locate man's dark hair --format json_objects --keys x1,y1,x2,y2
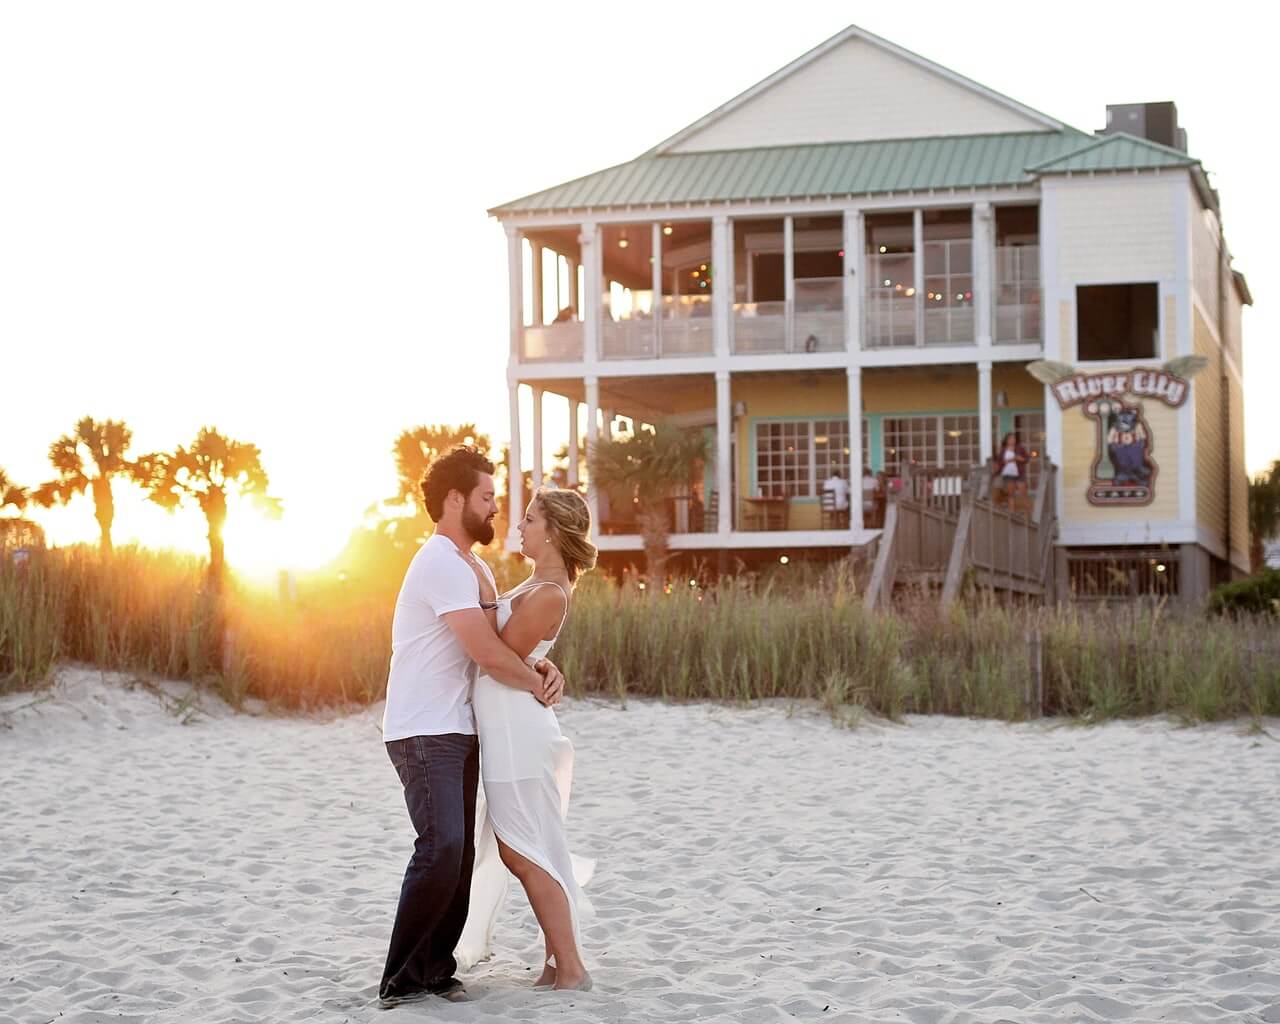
[{"x1": 421, "y1": 446, "x2": 496, "y2": 522}]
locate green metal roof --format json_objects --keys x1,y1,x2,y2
[
  {"x1": 1026, "y1": 131, "x2": 1196, "y2": 174},
  {"x1": 489, "y1": 129, "x2": 1212, "y2": 217}
]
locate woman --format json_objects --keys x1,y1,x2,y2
[
  {"x1": 993, "y1": 432, "x2": 1029, "y2": 514},
  {"x1": 455, "y1": 488, "x2": 597, "y2": 991}
]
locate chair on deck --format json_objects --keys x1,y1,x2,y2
[
  {"x1": 820, "y1": 490, "x2": 849, "y2": 529},
  {"x1": 702, "y1": 490, "x2": 719, "y2": 532}
]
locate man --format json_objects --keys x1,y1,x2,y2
[
  {"x1": 821, "y1": 469, "x2": 850, "y2": 527},
  {"x1": 378, "y1": 446, "x2": 565, "y2": 1008}
]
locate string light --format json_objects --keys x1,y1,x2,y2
[
  {"x1": 879, "y1": 245, "x2": 887, "y2": 253},
  {"x1": 779, "y1": 555, "x2": 790, "y2": 565},
  {"x1": 662, "y1": 224, "x2": 673, "y2": 235}
]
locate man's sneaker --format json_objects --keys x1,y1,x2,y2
[
  {"x1": 428, "y1": 978, "x2": 471, "y2": 1003},
  {"x1": 376, "y1": 989, "x2": 431, "y2": 1010}
]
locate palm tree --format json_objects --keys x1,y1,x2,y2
[
  {"x1": 392, "y1": 424, "x2": 492, "y2": 507},
  {"x1": 589, "y1": 422, "x2": 707, "y2": 583},
  {"x1": 0, "y1": 468, "x2": 46, "y2": 550},
  {"x1": 0, "y1": 466, "x2": 28, "y2": 516},
  {"x1": 33, "y1": 417, "x2": 140, "y2": 553},
  {"x1": 141, "y1": 427, "x2": 281, "y2": 581},
  {"x1": 1248, "y1": 458, "x2": 1280, "y2": 571}
]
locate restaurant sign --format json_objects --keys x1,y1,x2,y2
[{"x1": 1027, "y1": 358, "x2": 1207, "y2": 508}]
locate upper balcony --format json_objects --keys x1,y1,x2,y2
[{"x1": 513, "y1": 204, "x2": 1042, "y2": 365}]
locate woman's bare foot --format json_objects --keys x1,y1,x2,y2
[
  {"x1": 552, "y1": 968, "x2": 592, "y2": 992},
  {"x1": 533, "y1": 962, "x2": 556, "y2": 987}
]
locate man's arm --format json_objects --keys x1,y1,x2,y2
[{"x1": 442, "y1": 608, "x2": 558, "y2": 703}]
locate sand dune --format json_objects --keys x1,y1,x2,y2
[{"x1": 1, "y1": 667, "x2": 1277, "y2": 1023}]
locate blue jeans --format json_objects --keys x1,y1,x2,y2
[{"x1": 379, "y1": 733, "x2": 479, "y2": 999}]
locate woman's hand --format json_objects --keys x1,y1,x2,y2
[
  {"x1": 457, "y1": 551, "x2": 499, "y2": 628},
  {"x1": 532, "y1": 658, "x2": 566, "y2": 706}
]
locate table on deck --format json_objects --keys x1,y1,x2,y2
[{"x1": 741, "y1": 496, "x2": 789, "y2": 531}]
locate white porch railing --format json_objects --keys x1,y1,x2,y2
[
  {"x1": 521, "y1": 321, "x2": 583, "y2": 362},
  {"x1": 602, "y1": 317, "x2": 657, "y2": 359},
  {"x1": 658, "y1": 296, "x2": 714, "y2": 356},
  {"x1": 995, "y1": 244, "x2": 1041, "y2": 344},
  {"x1": 732, "y1": 278, "x2": 845, "y2": 355}
]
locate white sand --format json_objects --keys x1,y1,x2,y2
[{"x1": 1, "y1": 668, "x2": 1278, "y2": 1024}]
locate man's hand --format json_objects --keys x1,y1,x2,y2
[{"x1": 533, "y1": 658, "x2": 566, "y2": 707}]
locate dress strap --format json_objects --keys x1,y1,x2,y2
[{"x1": 510, "y1": 580, "x2": 570, "y2": 638}]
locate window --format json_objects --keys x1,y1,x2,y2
[
  {"x1": 755, "y1": 421, "x2": 811, "y2": 497},
  {"x1": 941, "y1": 415, "x2": 981, "y2": 468},
  {"x1": 923, "y1": 209, "x2": 974, "y2": 344},
  {"x1": 1077, "y1": 283, "x2": 1158, "y2": 361},
  {"x1": 1013, "y1": 412, "x2": 1047, "y2": 490},
  {"x1": 884, "y1": 414, "x2": 982, "y2": 473},
  {"x1": 882, "y1": 416, "x2": 937, "y2": 473},
  {"x1": 755, "y1": 418, "x2": 867, "y2": 496},
  {"x1": 865, "y1": 213, "x2": 916, "y2": 348},
  {"x1": 813, "y1": 419, "x2": 850, "y2": 483}
]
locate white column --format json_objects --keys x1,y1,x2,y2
[
  {"x1": 973, "y1": 202, "x2": 994, "y2": 347},
  {"x1": 978, "y1": 359, "x2": 994, "y2": 463},
  {"x1": 567, "y1": 257, "x2": 579, "y2": 316},
  {"x1": 912, "y1": 208, "x2": 924, "y2": 347},
  {"x1": 783, "y1": 215, "x2": 795, "y2": 351},
  {"x1": 712, "y1": 215, "x2": 731, "y2": 356},
  {"x1": 843, "y1": 211, "x2": 861, "y2": 353},
  {"x1": 507, "y1": 379, "x2": 523, "y2": 550},
  {"x1": 567, "y1": 400, "x2": 580, "y2": 486},
  {"x1": 531, "y1": 386, "x2": 544, "y2": 491},
  {"x1": 716, "y1": 370, "x2": 732, "y2": 535},
  {"x1": 584, "y1": 376, "x2": 600, "y2": 526},
  {"x1": 506, "y1": 226, "x2": 524, "y2": 361},
  {"x1": 652, "y1": 222, "x2": 663, "y2": 357},
  {"x1": 579, "y1": 224, "x2": 600, "y2": 365},
  {"x1": 531, "y1": 244, "x2": 544, "y2": 326},
  {"x1": 847, "y1": 367, "x2": 864, "y2": 531}
]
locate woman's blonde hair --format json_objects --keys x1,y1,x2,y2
[{"x1": 534, "y1": 487, "x2": 597, "y2": 584}]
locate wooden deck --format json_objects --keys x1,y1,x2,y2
[{"x1": 865, "y1": 462, "x2": 1059, "y2": 609}]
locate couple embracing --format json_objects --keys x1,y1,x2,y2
[{"x1": 377, "y1": 446, "x2": 596, "y2": 1007}]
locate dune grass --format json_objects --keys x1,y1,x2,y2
[{"x1": 3, "y1": 546, "x2": 1278, "y2": 724}]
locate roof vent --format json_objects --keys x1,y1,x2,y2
[{"x1": 1100, "y1": 101, "x2": 1187, "y2": 152}]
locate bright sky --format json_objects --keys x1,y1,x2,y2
[{"x1": 2, "y1": 1, "x2": 1273, "y2": 573}]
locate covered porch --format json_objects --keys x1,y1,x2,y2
[{"x1": 505, "y1": 370, "x2": 878, "y2": 556}]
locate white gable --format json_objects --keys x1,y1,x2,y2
[{"x1": 666, "y1": 34, "x2": 1054, "y2": 154}]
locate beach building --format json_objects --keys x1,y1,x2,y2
[{"x1": 490, "y1": 24, "x2": 1251, "y2": 603}]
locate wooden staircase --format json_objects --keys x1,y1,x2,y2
[{"x1": 864, "y1": 461, "x2": 1059, "y2": 610}]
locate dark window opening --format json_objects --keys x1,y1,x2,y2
[
  {"x1": 752, "y1": 252, "x2": 784, "y2": 302},
  {"x1": 794, "y1": 249, "x2": 842, "y2": 279},
  {"x1": 1077, "y1": 283, "x2": 1158, "y2": 361},
  {"x1": 996, "y1": 205, "x2": 1039, "y2": 245}
]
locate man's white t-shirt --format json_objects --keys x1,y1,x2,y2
[
  {"x1": 822, "y1": 475, "x2": 850, "y2": 511},
  {"x1": 381, "y1": 534, "x2": 497, "y2": 742}
]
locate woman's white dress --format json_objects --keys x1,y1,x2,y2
[{"x1": 455, "y1": 581, "x2": 593, "y2": 969}]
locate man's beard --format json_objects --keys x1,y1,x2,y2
[{"x1": 462, "y1": 506, "x2": 495, "y2": 546}]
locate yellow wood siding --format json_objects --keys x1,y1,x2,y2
[
  {"x1": 1228, "y1": 372, "x2": 1249, "y2": 571},
  {"x1": 993, "y1": 363, "x2": 1044, "y2": 407},
  {"x1": 1193, "y1": 307, "x2": 1226, "y2": 542}
]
